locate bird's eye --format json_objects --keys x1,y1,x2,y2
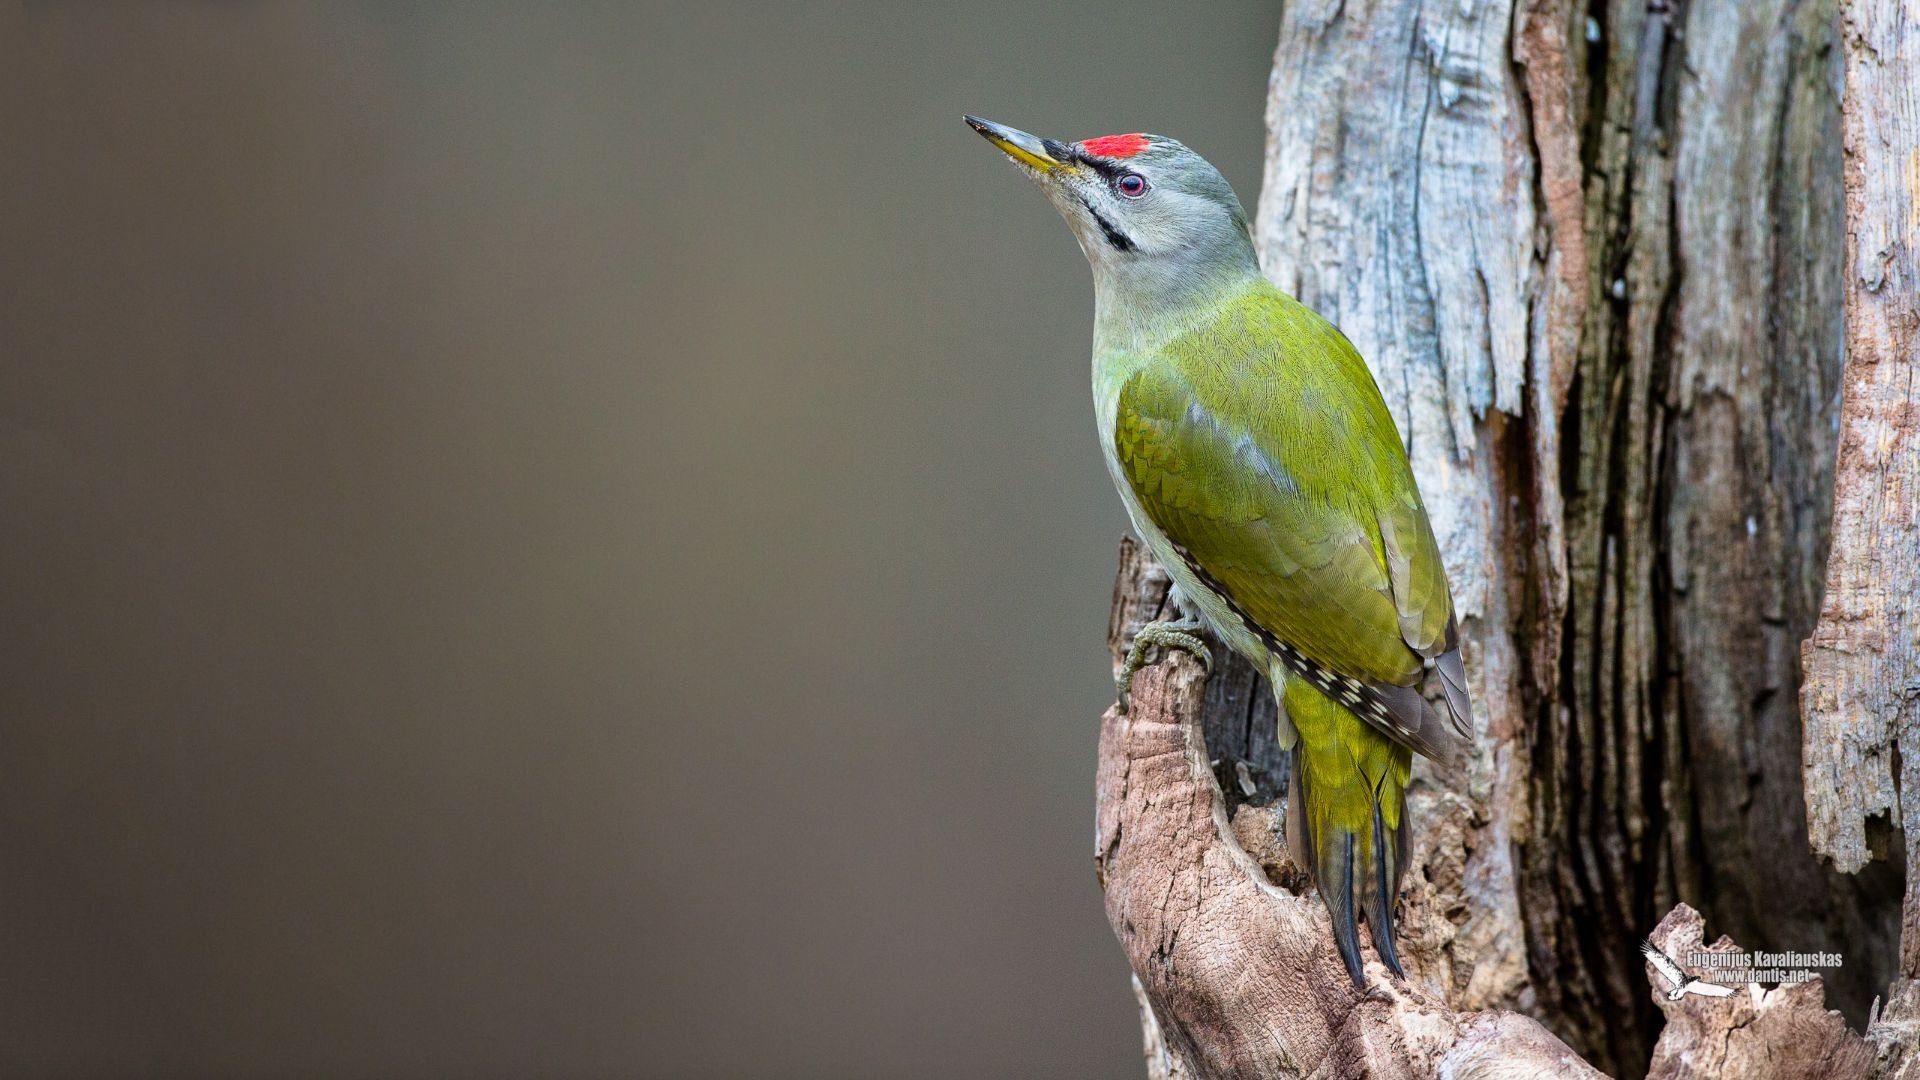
[{"x1": 1117, "y1": 173, "x2": 1148, "y2": 198}]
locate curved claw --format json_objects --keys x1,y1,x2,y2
[{"x1": 1116, "y1": 620, "x2": 1213, "y2": 714}]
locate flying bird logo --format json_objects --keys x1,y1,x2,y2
[{"x1": 1640, "y1": 939, "x2": 1736, "y2": 1001}]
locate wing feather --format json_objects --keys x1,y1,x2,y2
[
  {"x1": 1684, "y1": 981, "x2": 1736, "y2": 998},
  {"x1": 1641, "y1": 940, "x2": 1686, "y2": 987},
  {"x1": 1111, "y1": 290, "x2": 1472, "y2": 760}
]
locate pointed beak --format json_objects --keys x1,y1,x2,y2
[{"x1": 964, "y1": 115, "x2": 1064, "y2": 173}]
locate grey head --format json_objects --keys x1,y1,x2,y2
[{"x1": 964, "y1": 115, "x2": 1260, "y2": 300}]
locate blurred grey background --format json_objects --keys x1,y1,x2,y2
[{"x1": 0, "y1": 4, "x2": 1276, "y2": 1077}]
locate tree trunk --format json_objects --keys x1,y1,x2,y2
[{"x1": 1097, "y1": 0, "x2": 1920, "y2": 1075}]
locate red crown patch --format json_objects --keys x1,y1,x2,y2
[{"x1": 1078, "y1": 133, "x2": 1150, "y2": 159}]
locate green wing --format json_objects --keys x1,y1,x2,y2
[{"x1": 1113, "y1": 286, "x2": 1470, "y2": 759}]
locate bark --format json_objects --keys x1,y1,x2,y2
[
  {"x1": 1801, "y1": 0, "x2": 1920, "y2": 947},
  {"x1": 1799, "y1": 0, "x2": 1920, "y2": 1069},
  {"x1": 1094, "y1": 0, "x2": 1920, "y2": 1074},
  {"x1": 1103, "y1": 546, "x2": 1598, "y2": 1078},
  {"x1": 1104, "y1": 540, "x2": 1881, "y2": 1077},
  {"x1": 1639, "y1": 904, "x2": 1874, "y2": 1079},
  {"x1": 1536, "y1": 0, "x2": 1902, "y2": 1063}
]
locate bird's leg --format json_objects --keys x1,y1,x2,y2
[{"x1": 1116, "y1": 603, "x2": 1212, "y2": 715}]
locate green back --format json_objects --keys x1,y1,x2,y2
[{"x1": 1112, "y1": 283, "x2": 1454, "y2": 690}]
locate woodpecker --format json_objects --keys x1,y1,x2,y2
[{"x1": 967, "y1": 116, "x2": 1473, "y2": 986}]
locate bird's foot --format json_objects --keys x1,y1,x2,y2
[{"x1": 1116, "y1": 617, "x2": 1211, "y2": 714}]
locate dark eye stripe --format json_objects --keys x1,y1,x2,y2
[
  {"x1": 1067, "y1": 145, "x2": 1128, "y2": 181},
  {"x1": 1076, "y1": 194, "x2": 1136, "y2": 253}
]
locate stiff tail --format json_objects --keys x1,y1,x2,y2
[{"x1": 1283, "y1": 675, "x2": 1413, "y2": 987}]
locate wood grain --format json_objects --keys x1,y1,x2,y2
[{"x1": 1801, "y1": 0, "x2": 1920, "y2": 894}]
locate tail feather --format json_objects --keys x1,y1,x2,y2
[
  {"x1": 1283, "y1": 676, "x2": 1413, "y2": 988},
  {"x1": 1285, "y1": 744, "x2": 1313, "y2": 873},
  {"x1": 1329, "y1": 832, "x2": 1364, "y2": 983},
  {"x1": 1366, "y1": 797, "x2": 1404, "y2": 977}
]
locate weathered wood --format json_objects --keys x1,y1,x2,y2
[
  {"x1": 1657, "y1": 0, "x2": 1894, "y2": 1024},
  {"x1": 1109, "y1": 538, "x2": 1286, "y2": 813},
  {"x1": 1103, "y1": 542, "x2": 1899, "y2": 1077},
  {"x1": 1099, "y1": 556, "x2": 1601, "y2": 1078},
  {"x1": 1515, "y1": 0, "x2": 1903, "y2": 1057},
  {"x1": 1097, "y1": 0, "x2": 1915, "y2": 1071},
  {"x1": 1514, "y1": 0, "x2": 1586, "y2": 704},
  {"x1": 1800, "y1": 0, "x2": 1920, "y2": 964},
  {"x1": 1253, "y1": 0, "x2": 1541, "y2": 1028},
  {"x1": 1642, "y1": 905, "x2": 1873, "y2": 1080},
  {"x1": 1096, "y1": 674, "x2": 1597, "y2": 1078}
]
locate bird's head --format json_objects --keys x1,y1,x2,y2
[{"x1": 964, "y1": 116, "x2": 1259, "y2": 296}]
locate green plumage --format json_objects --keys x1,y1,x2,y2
[
  {"x1": 1112, "y1": 286, "x2": 1451, "y2": 683},
  {"x1": 964, "y1": 116, "x2": 1470, "y2": 987},
  {"x1": 1284, "y1": 676, "x2": 1413, "y2": 980},
  {"x1": 1109, "y1": 281, "x2": 1470, "y2": 984}
]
